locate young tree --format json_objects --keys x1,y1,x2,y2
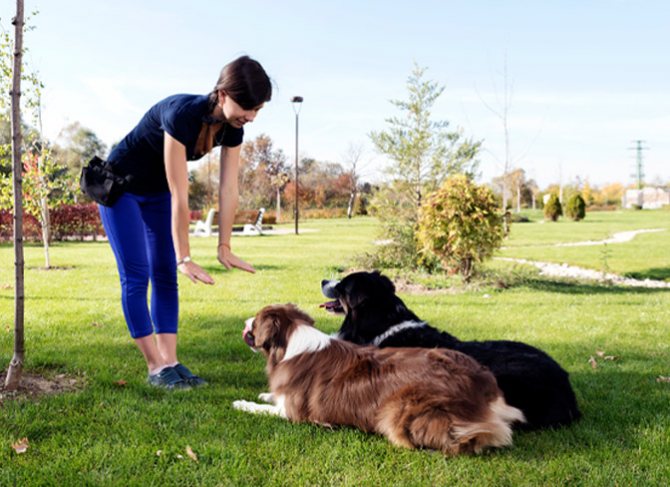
[
  {"x1": 4, "y1": 0, "x2": 25, "y2": 391},
  {"x1": 371, "y1": 64, "x2": 481, "y2": 215},
  {"x1": 368, "y1": 63, "x2": 481, "y2": 268},
  {"x1": 13, "y1": 145, "x2": 72, "y2": 267},
  {"x1": 477, "y1": 56, "x2": 514, "y2": 211},
  {"x1": 342, "y1": 142, "x2": 365, "y2": 219}
]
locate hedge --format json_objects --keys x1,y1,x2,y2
[{"x1": 0, "y1": 204, "x2": 104, "y2": 242}]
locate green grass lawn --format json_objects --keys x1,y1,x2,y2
[{"x1": 1, "y1": 212, "x2": 669, "y2": 485}]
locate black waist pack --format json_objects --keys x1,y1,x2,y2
[{"x1": 80, "y1": 156, "x2": 133, "y2": 207}]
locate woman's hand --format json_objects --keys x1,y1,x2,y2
[
  {"x1": 178, "y1": 260, "x2": 215, "y2": 284},
  {"x1": 218, "y1": 244, "x2": 256, "y2": 274}
]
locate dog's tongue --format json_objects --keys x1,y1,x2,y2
[
  {"x1": 242, "y1": 320, "x2": 252, "y2": 339},
  {"x1": 242, "y1": 319, "x2": 257, "y2": 350},
  {"x1": 320, "y1": 300, "x2": 344, "y2": 314}
]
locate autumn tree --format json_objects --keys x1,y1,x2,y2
[
  {"x1": 53, "y1": 121, "x2": 107, "y2": 184},
  {"x1": 238, "y1": 134, "x2": 288, "y2": 215},
  {"x1": 0, "y1": 144, "x2": 72, "y2": 267}
]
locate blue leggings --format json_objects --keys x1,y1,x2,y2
[{"x1": 99, "y1": 192, "x2": 178, "y2": 339}]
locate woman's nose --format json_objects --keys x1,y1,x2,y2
[{"x1": 245, "y1": 110, "x2": 256, "y2": 122}]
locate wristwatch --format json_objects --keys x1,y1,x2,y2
[{"x1": 177, "y1": 256, "x2": 192, "y2": 266}]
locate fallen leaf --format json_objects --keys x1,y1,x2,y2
[
  {"x1": 11, "y1": 437, "x2": 29, "y2": 454},
  {"x1": 113, "y1": 379, "x2": 127, "y2": 387},
  {"x1": 156, "y1": 450, "x2": 163, "y2": 457},
  {"x1": 604, "y1": 355, "x2": 617, "y2": 361},
  {"x1": 595, "y1": 350, "x2": 605, "y2": 358},
  {"x1": 91, "y1": 322, "x2": 102, "y2": 328},
  {"x1": 657, "y1": 376, "x2": 670, "y2": 383},
  {"x1": 5, "y1": 325, "x2": 9, "y2": 333},
  {"x1": 186, "y1": 445, "x2": 199, "y2": 463},
  {"x1": 176, "y1": 454, "x2": 184, "y2": 460},
  {"x1": 588, "y1": 356, "x2": 598, "y2": 369}
]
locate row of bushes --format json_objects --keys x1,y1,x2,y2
[
  {"x1": 1, "y1": 204, "x2": 348, "y2": 243},
  {"x1": 0, "y1": 204, "x2": 104, "y2": 243},
  {"x1": 544, "y1": 194, "x2": 586, "y2": 221}
]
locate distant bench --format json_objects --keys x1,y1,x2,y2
[{"x1": 193, "y1": 208, "x2": 272, "y2": 237}]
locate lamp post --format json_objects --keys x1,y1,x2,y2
[{"x1": 291, "y1": 96, "x2": 303, "y2": 235}]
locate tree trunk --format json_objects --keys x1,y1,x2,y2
[
  {"x1": 5, "y1": 0, "x2": 26, "y2": 391},
  {"x1": 516, "y1": 184, "x2": 521, "y2": 213},
  {"x1": 275, "y1": 187, "x2": 281, "y2": 223},
  {"x1": 40, "y1": 194, "x2": 51, "y2": 268},
  {"x1": 347, "y1": 189, "x2": 357, "y2": 219},
  {"x1": 460, "y1": 257, "x2": 473, "y2": 283}
]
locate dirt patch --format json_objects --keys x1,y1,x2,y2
[
  {"x1": 393, "y1": 279, "x2": 459, "y2": 295},
  {"x1": 0, "y1": 371, "x2": 84, "y2": 404}
]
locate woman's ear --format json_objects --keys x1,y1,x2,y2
[{"x1": 218, "y1": 90, "x2": 227, "y2": 105}]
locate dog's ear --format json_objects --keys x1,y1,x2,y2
[
  {"x1": 374, "y1": 271, "x2": 396, "y2": 294},
  {"x1": 254, "y1": 307, "x2": 285, "y2": 353}
]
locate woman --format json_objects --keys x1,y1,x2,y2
[{"x1": 99, "y1": 56, "x2": 272, "y2": 389}]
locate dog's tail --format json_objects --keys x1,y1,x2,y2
[
  {"x1": 378, "y1": 389, "x2": 525, "y2": 455},
  {"x1": 451, "y1": 396, "x2": 526, "y2": 453}
]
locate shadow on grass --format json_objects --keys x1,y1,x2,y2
[
  {"x1": 519, "y1": 278, "x2": 670, "y2": 295},
  {"x1": 512, "y1": 366, "x2": 670, "y2": 455},
  {"x1": 625, "y1": 267, "x2": 670, "y2": 282},
  {"x1": 202, "y1": 263, "x2": 286, "y2": 273}
]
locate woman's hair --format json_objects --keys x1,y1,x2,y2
[{"x1": 209, "y1": 56, "x2": 272, "y2": 110}]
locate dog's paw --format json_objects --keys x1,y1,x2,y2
[
  {"x1": 233, "y1": 400, "x2": 257, "y2": 412},
  {"x1": 258, "y1": 392, "x2": 274, "y2": 404}
]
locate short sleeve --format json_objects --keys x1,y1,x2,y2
[
  {"x1": 220, "y1": 125, "x2": 244, "y2": 147},
  {"x1": 160, "y1": 101, "x2": 191, "y2": 146}
]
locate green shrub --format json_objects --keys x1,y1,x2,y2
[
  {"x1": 544, "y1": 194, "x2": 562, "y2": 221},
  {"x1": 565, "y1": 194, "x2": 586, "y2": 221},
  {"x1": 417, "y1": 174, "x2": 505, "y2": 281}
]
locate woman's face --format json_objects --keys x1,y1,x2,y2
[{"x1": 219, "y1": 91, "x2": 264, "y2": 128}]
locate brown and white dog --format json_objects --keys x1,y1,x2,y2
[{"x1": 233, "y1": 304, "x2": 525, "y2": 455}]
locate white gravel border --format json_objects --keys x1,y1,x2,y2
[
  {"x1": 498, "y1": 257, "x2": 670, "y2": 289},
  {"x1": 554, "y1": 228, "x2": 665, "y2": 247}
]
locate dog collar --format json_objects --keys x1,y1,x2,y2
[{"x1": 371, "y1": 321, "x2": 426, "y2": 347}]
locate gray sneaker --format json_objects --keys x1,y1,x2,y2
[
  {"x1": 147, "y1": 366, "x2": 191, "y2": 390},
  {"x1": 173, "y1": 363, "x2": 208, "y2": 387}
]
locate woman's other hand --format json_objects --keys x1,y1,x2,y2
[
  {"x1": 218, "y1": 244, "x2": 256, "y2": 273},
  {"x1": 178, "y1": 260, "x2": 215, "y2": 284}
]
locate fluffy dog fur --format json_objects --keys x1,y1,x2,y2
[
  {"x1": 233, "y1": 304, "x2": 525, "y2": 455},
  {"x1": 321, "y1": 271, "x2": 581, "y2": 430}
]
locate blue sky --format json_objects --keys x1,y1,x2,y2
[{"x1": 2, "y1": 0, "x2": 668, "y2": 188}]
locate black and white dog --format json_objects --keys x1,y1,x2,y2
[{"x1": 321, "y1": 271, "x2": 581, "y2": 430}]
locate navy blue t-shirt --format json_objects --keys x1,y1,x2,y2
[{"x1": 108, "y1": 94, "x2": 244, "y2": 194}]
